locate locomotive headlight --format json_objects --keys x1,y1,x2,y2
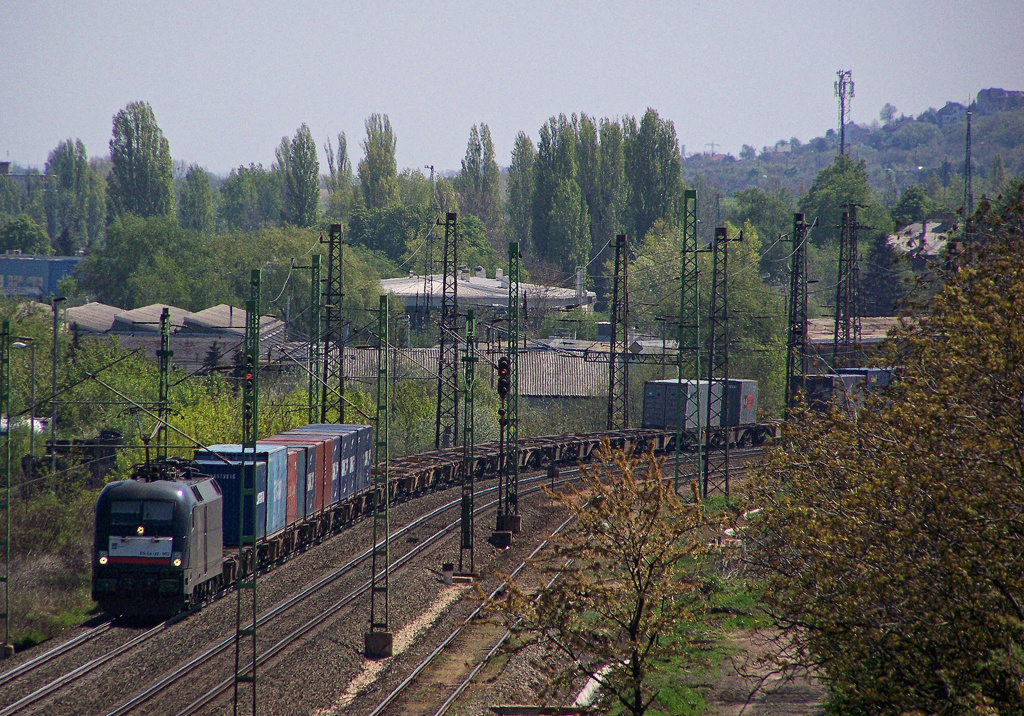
[
  {"x1": 98, "y1": 551, "x2": 109, "y2": 565},
  {"x1": 172, "y1": 552, "x2": 182, "y2": 568}
]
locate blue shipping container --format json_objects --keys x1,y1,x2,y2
[
  {"x1": 196, "y1": 445, "x2": 289, "y2": 537},
  {"x1": 288, "y1": 427, "x2": 343, "y2": 506},
  {"x1": 193, "y1": 459, "x2": 268, "y2": 546},
  {"x1": 295, "y1": 424, "x2": 371, "y2": 498}
]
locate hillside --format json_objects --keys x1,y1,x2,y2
[{"x1": 683, "y1": 91, "x2": 1024, "y2": 209}]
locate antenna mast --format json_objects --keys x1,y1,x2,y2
[{"x1": 835, "y1": 70, "x2": 854, "y2": 156}]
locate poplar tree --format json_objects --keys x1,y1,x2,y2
[
  {"x1": 44, "y1": 138, "x2": 106, "y2": 253},
  {"x1": 623, "y1": 108, "x2": 685, "y2": 242},
  {"x1": 107, "y1": 101, "x2": 175, "y2": 220},
  {"x1": 358, "y1": 114, "x2": 400, "y2": 210},
  {"x1": 505, "y1": 132, "x2": 536, "y2": 252},
  {"x1": 278, "y1": 123, "x2": 320, "y2": 227}
]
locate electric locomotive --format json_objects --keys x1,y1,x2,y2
[{"x1": 92, "y1": 461, "x2": 224, "y2": 617}]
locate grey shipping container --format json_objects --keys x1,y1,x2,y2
[
  {"x1": 642, "y1": 379, "x2": 714, "y2": 431},
  {"x1": 726, "y1": 380, "x2": 758, "y2": 426},
  {"x1": 802, "y1": 374, "x2": 863, "y2": 412}
]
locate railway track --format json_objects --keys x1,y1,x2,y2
[
  {"x1": 0, "y1": 615, "x2": 189, "y2": 716},
  {"x1": 363, "y1": 448, "x2": 764, "y2": 716},
  {"x1": 103, "y1": 468, "x2": 581, "y2": 715},
  {"x1": 3, "y1": 441, "x2": 763, "y2": 715}
]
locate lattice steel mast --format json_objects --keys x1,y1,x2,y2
[
  {"x1": 704, "y1": 228, "x2": 739, "y2": 498},
  {"x1": 675, "y1": 191, "x2": 702, "y2": 492},
  {"x1": 503, "y1": 242, "x2": 521, "y2": 533},
  {"x1": 435, "y1": 212, "x2": 459, "y2": 449},
  {"x1": 607, "y1": 234, "x2": 629, "y2": 431},
  {"x1": 459, "y1": 310, "x2": 476, "y2": 573},
  {"x1": 834, "y1": 205, "x2": 864, "y2": 368},
  {"x1": 835, "y1": 70, "x2": 854, "y2": 156},
  {"x1": 320, "y1": 224, "x2": 345, "y2": 423},
  {"x1": 366, "y1": 295, "x2": 393, "y2": 658},
  {"x1": 156, "y1": 307, "x2": 171, "y2": 460},
  {"x1": 786, "y1": 213, "x2": 809, "y2": 410},
  {"x1": 233, "y1": 269, "x2": 260, "y2": 716}
]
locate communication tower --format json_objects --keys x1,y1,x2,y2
[{"x1": 835, "y1": 70, "x2": 854, "y2": 156}]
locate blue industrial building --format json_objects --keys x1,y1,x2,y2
[{"x1": 0, "y1": 254, "x2": 82, "y2": 299}]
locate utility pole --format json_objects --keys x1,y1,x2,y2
[
  {"x1": 704, "y1": 228, "x2": 740, "y2": 498},
  {"x1": 0, "y1": 322, "x2": 12, "y2": 658},
  {"x1": 835, "y1": 70, "x2": 854, "y2": 156},
  {"x1": 366, "y1": 294, "x2": 393, "y2": 659},
  {"x1": 459, "y1": 310, "x2": 476, "y2": 574},
  {"x1": 320, "y1": 225, "x2": 344, "y2": 423},
  {"x1": 308, "y1": 254, "x2": 322, "y2": 424},
  {"x1": 435, "y1": 212, "x2": 459, "y2": 449},
  {"x1": 50, "y1": 296, "x2": 65, "y2": 472},
  {"x1": 607, "y1": 234, "x2": 629, "y2": 431},
  {"x1": 675, "y1": 190, "x2": 703, "y2": 492},
  {"x1": 786, "y1": 214, "x2": 810, "y2": 411},
  {"x1": 233, "y1": 270, "x2": 260, "y2": 716},
  {"x1": 964, "y1": 110, "x2": 974, "y2": 218}
]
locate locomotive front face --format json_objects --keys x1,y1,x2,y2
[{"x1": 93, "y1": 482, "x2": 191, "y2": 617}]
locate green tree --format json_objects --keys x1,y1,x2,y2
[
  {"x1": 879, "y1": 102, "x2": 898, "y2": 125},
  {"x1": 177, "y1": 164, "x2": 216, "y2": 233},
  {"x1": 532, "y1": 114, "x2": 578, "y2": 265},
  {"x1": 324, "y1": 132, "x2": 361, "y2": 220},
  {"x1": 505, "y1": 131, "x2": 536, "y2": 251},
  {"x1": 348, "y1": 204, "x2": 433, "y2": 264},
  {"x1": 890, "y1": 184, "x2": 934, "y2": 228},
  {"x1": 397, "y1": 168, "x2": 434, "y2": 209},
  {"x1": 455, "y1": 124, "x2": 503, "y2": 248},
  {"x1": 358, "y1": 114, "x2": 399, "y2": 210},
  {"x1": 107, "y1": 101, "x2": 175, "y2": 220},
  {"x1": 44, "y1": 139, "x2": 106, "y2": 254},
  {"x1": 219, "y1": 164, "x2": 281, "y2": 231},
  {"x1": 623, "y1": 108, "x2": 685, "y2": 242},
  {"x1": 989, "y1": 153, "x2": 1007, "y2": 196},
  {"x1": 747, "y1": 184, "x2": 1024, "y2": 714},
  {"x1": 278, "y1": 123, "x2": 320, "y2": 227},
  {"x1": 798, "y1": 155, "x2": 891, "y2": 248},
  {"x1": 727, "y1": 186, "x2": 794, "y2": 283},
  {"x1": 484, "y1": 443, "x2": 713, "y2": 716},
  {"x1": 548, "y1": 178, "x2": 590, "y2": 274},
  {"x1": 0, "y1": 175, "x2": 22, "y2": 215},
  {"x1": 0, "y1": 214, "x2": 52, "y2": 255}
]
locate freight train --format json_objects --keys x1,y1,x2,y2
[{"x1": 93, "y1": 387, "x2": 773, "y2": 618}]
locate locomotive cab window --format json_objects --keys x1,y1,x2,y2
[{"x1": 109, "y1": 500, "x2": 175, "y2": 529}]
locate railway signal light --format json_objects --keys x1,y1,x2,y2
[
  {"x1": 242, "y1": 352, "x2": 256, "y2": 427},
  {"x1": 497, "y1": 356, "x2": 510, "y2": 399}
]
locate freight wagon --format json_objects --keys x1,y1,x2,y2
[{"x1": 92, "y1": 424, "x2": 372, "y2": 617}]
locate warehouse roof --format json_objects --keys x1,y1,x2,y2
[
  {"x1": 807, "y1": 316, "x2": 900, "y2": 344},
  {"x1": 65, "y1": 301, "x2": 286, "y2": 372},
  {"x1": 887, "y1": 220, "x2": 956, "y2": 258},
  {"x1": 381, "y1": 269, "x2": 596, "y2": 311}
]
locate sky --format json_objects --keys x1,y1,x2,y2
[{"x1": 2, "y1": 1, "x2": 1022, "y2": 177}]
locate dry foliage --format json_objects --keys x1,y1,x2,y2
[
  {"x1": 745, "y1": 182, "x2": 1024, "y2": 715},
  {"x1": 483, "y1": 441, "x2": 718, "y2": 716}
]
